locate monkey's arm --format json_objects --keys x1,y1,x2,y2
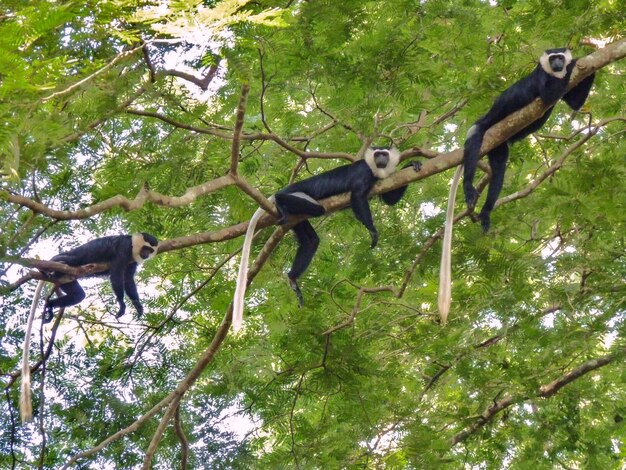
[
  {"x1": 123, "y1": 263, "x2": 144, "y2": 316},
  {"x1": 109, "y1": 257, "x2": 128, "y2": 318},
  {"x1": 562, "y1": 70, "x2": 595, "y2": 110},
  {"x1": 350, "y1": 187, "x2": 378, "y2": 248},
  {"x1": 380, "y1": 161, "x2": 422, "y2": 206}
]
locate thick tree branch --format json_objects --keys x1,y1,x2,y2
[
  {"x1": 538, "y1": 353, "x2": 617, "y2": 398},
  {"x1": 8, "y1": 109, "x2": 620, "y2": 297},
  {"x1": 1, "y1": 176, "x2": 235, "y2": 220},
  {"x1": 143, "y1": 397, "x2": 181, "y2": 470},
  {"x1": 377, "y1": 38, "x2": 626, "y2": 195},
  {"x1": 174, "y1": 405, "x2": 189, "y2": 470},
  {"x1": 5, "y1": 39, "x2": 625, "y2": 225}
]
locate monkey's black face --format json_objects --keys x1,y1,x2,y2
[
  {"x1": 549, "y1": 54, "x2": 566, "y2": 72},
  {"x1": 139, "y1": 246, "x2": 156, "y2": 260},
  {"x1": 373, "y1": 150, "x2": 390, "y2": 169},
  {"x1": 364, "y1": 146, "x2": 401, "y2": 179},
  {"x1": 132, "y1": 233, "x2": 159, "y2": 264},
  {"x1": 539, "y1": 48, "x2": 572, "y2": 79}
]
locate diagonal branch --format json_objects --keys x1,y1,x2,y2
[
  {"x1": 8, "y1": 40, "x2": 622, "y2": 224},
  {"x1": 449, "y1": 350, "x2": 622, "y2": 446},
  {"x1": 174, "y1": 405, "x2": 189, "y2": 469},
  {"x1": 1, "y1": 176, "x2": 235, "y2": 220},
  {"x1": 41, "y1": 44, "x2": 145, "y2": 103}
]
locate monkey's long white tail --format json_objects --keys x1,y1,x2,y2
[
  {"x1": 21, "y1": 279, "x2": 45, "y2": 423},
  {"x1": 232, "y1": 206, "x2": 267, "y2": 332},
  {"x1": 438, "y1": 165, "x2": 463, "y2": 326}
]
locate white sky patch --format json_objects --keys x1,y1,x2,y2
[
  {"x1": 612, "y1": 438, "x2": 621, "y2": 454},
  {"x1": 418, "y1": 201, "x2": 442, "y2": 219},
  {"x1": 444, "y1": 123, "x2": 458, "y2": 133},
  {"x1": 474, "y1": 312, "x2": 503, "y2": 329},
  {"x1": 541, "y1": 311, "x2": 555, "y2": 328},
  {"x1": 218, "y1": 403, "x2": 257, "y2": 440},
  {"x1": 540, "y1": 237, "x2": 577, "y2": 259},
  {"x1": 361, "y1": 426, "x2": 402, "y2": 455}
]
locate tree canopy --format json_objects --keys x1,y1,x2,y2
[{"x1": 1, "y1": 1, "x2": 625, "y2": 468}]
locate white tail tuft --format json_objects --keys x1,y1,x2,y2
[
  {"x1": 21, "y1": 279, "x2": 45, "y2": 423},
  {"x1": 438, "y1": 165, "x2": 463, "y2": 326},
  {"x1": 232, "y1": 206, "x2": 267, "y2": 332}
]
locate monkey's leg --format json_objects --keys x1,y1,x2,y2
[
  {"x1": 463, "y1": 125, "x2": 485, "y2": 209},
  {"x1": 288, "y1": 221, "x2": 320, "y2": 307},
  {"x1": 109, "y1": 261, "x2": 128, "y2": 318},
  {"x1": 274, "y1": 192, "x2": 325, "y2": 224},
  {"x1": 44, "y1": 281, "x2": 85, "y2": 322},
  {"x1": 479, "y1": 143, "x2": 509, "y2": 232},
  {"x1": 380, "y1": 161, "x2": 422, "y2": 206}
]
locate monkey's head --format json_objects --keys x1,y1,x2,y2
[
  {"x1": 539, "y1": 48, "x2": 573, "y2": 79},
  {"x1": 364, "y1": 146, "x2": 401, "y2": 179},
  {"x1": 132, "y1": 233, "x2": 159, "y2": 264}
]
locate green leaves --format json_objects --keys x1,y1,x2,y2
[{"x1": 0, "y1": 0, "x2": 625, "y2": 468}]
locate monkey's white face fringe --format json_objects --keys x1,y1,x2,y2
[
  {"x1": 132, "y1": 233, "x2": 158, "y2": 264},
  {"x1": 364, "y1": 147, "x2": 401, "y2": 179},
  {"x1": 539, "y1": 49, "x2": 572, "y2": 79}
]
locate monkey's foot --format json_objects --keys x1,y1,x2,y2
[
  {"x1": 288, "y1": 278, "x2": 304, "y2": 307},
  {"x1": 132, "y1": 301, "x2": 144, "y2": 317},
  {"x1": 115, "y1": 304, "x2": 127, "y2": 318},
  {"x1": 42, "y1": 306, "x2": 54, "y2": 324},
  {"x1": 369, "y1": 230, "x2": 379, "y2": 249},
  {"x1": 464, "y1": 186, "x2": 479, "y2": 211},
  {"x1": 479, "y1": 211, "x2": 491, "y2": 233}
]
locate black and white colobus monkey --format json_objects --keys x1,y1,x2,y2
[
  {"x1": 438, "y1": 48, "x2": 595, "y2": 324},
  {"x1": 464, "y1": 48, "x2": 595, "y2": 231},
  {"x1": 20, "y1": 233, "x2": 158, "y2": 422},
  {"x1": 232, "y1": 147, "x2": 421, "y2": 331},
  {"x1": 42, "y1": 233, "x2": 160, "y2": 320}
]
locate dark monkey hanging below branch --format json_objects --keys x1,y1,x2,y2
[
  {"x1": 20, "y1": 233, "x2": 159, "y2": 423},
  {"x1": 233, "y1": 147, "x2": 421, "y2": 332}
]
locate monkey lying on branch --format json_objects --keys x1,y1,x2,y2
[{"x1": 21, "y1": 233, "x2": 159, "y2": 422}]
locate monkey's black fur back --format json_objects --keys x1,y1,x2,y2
[
  {"x1": 278, "y1": 160, "x2": 378, "y2": 201},
  {"x1": 53, "y1": 235, "x2": 131, "y2": 272}
]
